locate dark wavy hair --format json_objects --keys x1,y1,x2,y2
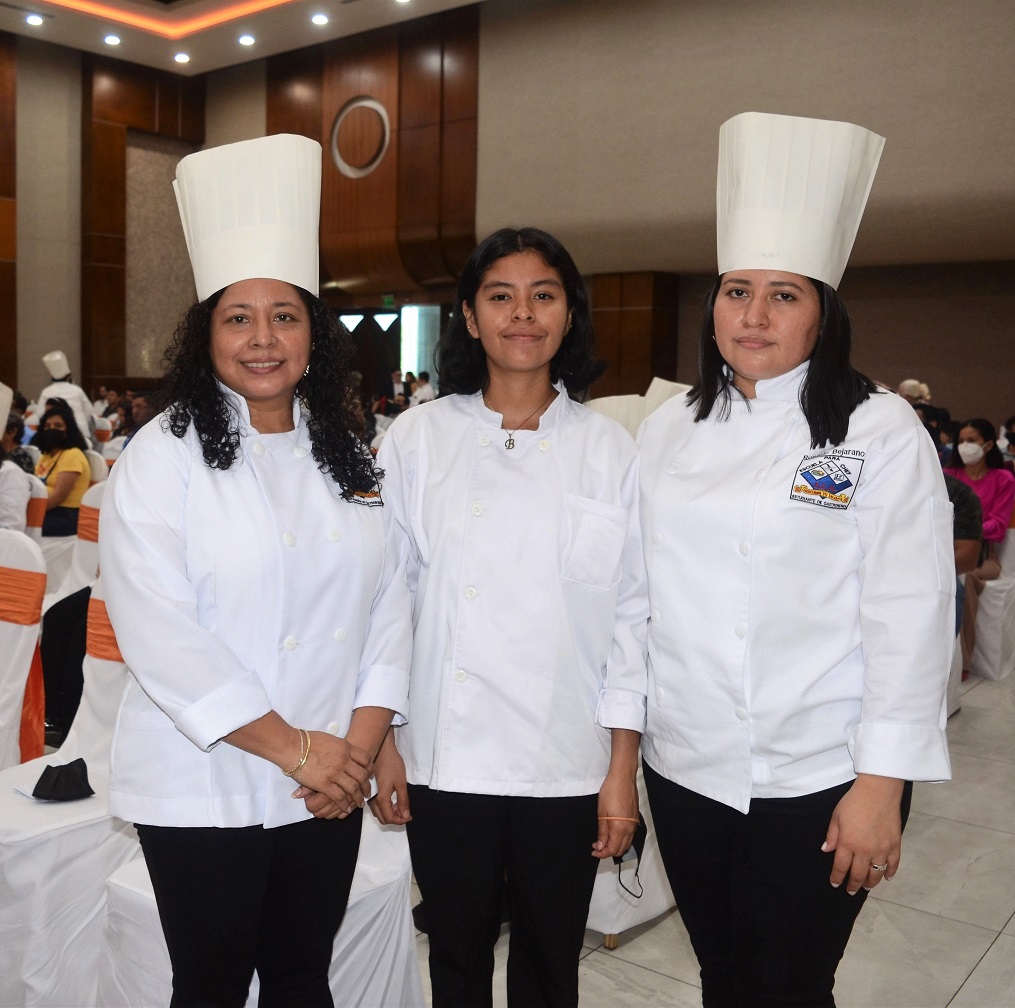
[
  {"x1": 436, "y1": 227, "x2": 605, "y2": 397},
  {"x1": 688, "y1": 275, "x2": 879, "y2": 448},
  {"x1": 945, "y1": 417, "x2": 1005, "y2": 471},
  {"x1": 157, "y1": 284, "x2": 381, "y2": 500},
  {"x1": 32, "y1": 404, "x2": 89, "y2": 452}
]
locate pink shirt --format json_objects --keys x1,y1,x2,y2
[{"x1": 949, "y1": 466, "x2": 1015, "y2": 542}]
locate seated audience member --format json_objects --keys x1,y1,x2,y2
[
  {"x1": 409, "y1": 371, "x2": 435, "y2": 406},
  {"x1": 897, "y1": 378, "x2": 926, "y2": 404},
  {"x1": 2, "y1": 412, "x2": 35, "y2": 474},
  {"x1": 92, "y1": 385, "x2": 108, "y2": 414},
  {"x1": 102, "y1": 389, "x2": 122, "y2": 422},
  {"x1": 0, "y1": 385, "x2": 32, "y2": 531},
  {"x1": 997, "y1": 415, "x2": 1015, "y2": 470},
  {"x1": 943, "y1": 473, "x2": 984, "y2": 632},
  {"x1": 31, "y1": 404, "x2": 91, "y2": 536},
  {"x1": 945, "y1": 417, "x2": 1015, "y2": 675},
  {"x1": 938, "y1": 420, "x2": 961, "y2": 468}
]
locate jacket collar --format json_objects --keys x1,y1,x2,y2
[{"x1": 753, "y1": 360, "x2": 809, "y2": 404}]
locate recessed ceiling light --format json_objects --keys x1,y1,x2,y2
[
  {"x1": 238, "y1": 34, "x2": 255, "y2": 45},
  {"x1": 104, "y1": 34, "x2": 120, "y2": 45},
  {"x1": 26, "y1": 13, "x2": 44, "y2": 25},
  {"x1": 312, "y1": 13, "x2": 328, "y2": 25},
  {"x1": 174, "y1": 53, "x2": 190, "y2": 63}
]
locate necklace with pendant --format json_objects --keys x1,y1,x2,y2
[{"x1": 485, "y1": 389, "x2": 555, "y2": 449}]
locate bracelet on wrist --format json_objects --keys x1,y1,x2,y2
[{"x1": 282, "y1": 728, "x2": 311, "y2": 780}]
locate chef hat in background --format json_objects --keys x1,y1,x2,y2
[
  {"x1": 716, "y1": 112, "x2": 884, "y2": 290},
  {"x1": 42, "y1": 351, "x2": 71, "y2": 380},
  {"x1": 174, "y1": 134, "x2": 322, "y2": 302}
]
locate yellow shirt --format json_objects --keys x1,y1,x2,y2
[{"x1": 36, "y1": 448, "x2": 90, "y2": 509}]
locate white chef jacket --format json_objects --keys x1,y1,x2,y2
[
  {"x1": 38, "y1": 380, "x2": 96, "y2": 449},
  {"x1": 0, "y1": 460, "x2": 31, "y2": 532},
  {"x1": 100, "y1": 389, "x2": 411, "y2": 828},
  {"x1": 638, "y1": 363, "x2": 953, "y2": 814},
  {"x1": 377, "y1": 386, "x2": 648, "y2": 797}
]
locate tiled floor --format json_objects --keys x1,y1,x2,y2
[{"x1": 412, "y1": 672, "x2": 1015, "y2": 1007}]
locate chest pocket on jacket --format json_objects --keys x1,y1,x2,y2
[{"x1": 561, "y1": 493, "x2": 628, "y2": 590}]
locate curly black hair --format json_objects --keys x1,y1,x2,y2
[
  {"x1": 157, "y1": 285, "x2": 382, "y2": 501},
  {"x1": 436, "y1": 227, "x2": 605, "y2": 398}
]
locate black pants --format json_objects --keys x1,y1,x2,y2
[
  {"x1": 136, "y1": 812, "x2": 362, "y2": 1008},
  {"x1": 644, "y1": 762, "x2": 912, "y2": 1008},
  {"x1": 406, "y1": 787, "x2": 599, "y2": 1008}
]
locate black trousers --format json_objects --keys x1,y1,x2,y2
[
  {"x1": 643, "y1": 762, "x2": 912, "y2": 1008},
  {"x1": 136, "y1": 811, "x2": 362, "y2": 1008},
  {"x1": 406, "y1": 787, "x2": 599, "y2": 1008}
]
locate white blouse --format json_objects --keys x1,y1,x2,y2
[
  {"x1": 377, "y1": 387, "x2": 648, "y2": 797},
  {"x1": 638, "y1": 363, "x2": 953, "y2": 813}
]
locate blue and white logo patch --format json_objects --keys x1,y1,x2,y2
[{"x1": 790, "y1": 452, "x2": 864, "y2": 510}]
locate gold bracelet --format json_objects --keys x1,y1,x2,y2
[{"x1": 282, "y1": 728, "x2": 310, "y2": 779}]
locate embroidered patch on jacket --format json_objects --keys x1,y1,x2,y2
[
  {"x1": 351, "y1": 488, "x2": 383, "y2": 507},
  {"x1": 789, "y1": 452, "x2": 865, "y2": 510}
]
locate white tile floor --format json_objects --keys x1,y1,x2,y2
[{"x1": 412, "y1": 672, "x2": 1015, "y2": 1007}]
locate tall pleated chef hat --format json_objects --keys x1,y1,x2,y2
[
  {"x1": 42, "y1": 351, "x2": 71, "y2": 380},
  {"x1": 173, "y1": 134, "x2": 322, "y2": 302},
  {"x1": 0, "y1": 381, "x2": 12, "y2": 423},
  {"x1": 717, "y1": 112, "x2": 885, "y2": 290}
]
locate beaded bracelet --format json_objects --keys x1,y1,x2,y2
[{"x1": 282, "y1": 728, "x2": 310, "y2": 781}]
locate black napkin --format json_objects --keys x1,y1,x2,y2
[{"x1": 32, "y1": 757, "x2": 95, "y2": 801}]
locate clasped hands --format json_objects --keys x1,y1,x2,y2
[{"x1": 289, "y1": 731, "x2": 374, "y2": 820}]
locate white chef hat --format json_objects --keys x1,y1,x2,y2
[
  {"x1": 717, "y1": 112, "x2": 884, "y2": 290},
  {"x1": 0, "y1": 381, "x2": 12, "y2": 422},
  {"x1": 42, "y1": 351, "x2": 71, "y2": 380},
  {"x1": 174, "y1": 134, "x2": 322, "y2": 302}
]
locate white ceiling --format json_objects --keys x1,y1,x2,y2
[{"x1": 0, "y1": 0, "x2": 482, "y2": 76}]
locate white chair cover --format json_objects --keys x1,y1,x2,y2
[
  {"x1": 23, "y1": 444, "x2": 41, "y2": 468},
  {"x1": 0, "y1": 530, "x2": 46, "y2": 771},
  {"x1": 0, "y1": 579, "x2": 138, "y2": 1007},
  {"x1": 101, "y1": 434, "x2": 127, "y2": 465},
  {"x1": 971, "y1": 529, "x2": 1015, "y2": 681},
  {"x1": 585, "y1": 767, "x2": 675, "y2": 941},
  {"x1": 43, "y1": 480, "x2": 105, "y2": 613},
  {"x1": 24, "y1": 475, "x2": 47, "y2": 543},
  {"x1": 85, "y1": 449, "x2": 108, "y2": 485},
  {"x1": 93, "y1": 415, "x2": 113, "y2": 444},
  {"x1": 97, "y1": 811, "x2": 425, "y2": 1007}
]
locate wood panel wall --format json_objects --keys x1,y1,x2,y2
[
  {"x1": 81, "y1": 55, "x2": 203, "y2": 391},
  {"x1": 0, "y1": 33, "x2": 16, "y2": 384}
]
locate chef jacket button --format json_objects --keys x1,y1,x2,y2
[
  {"x1": 734, "y1": 622, "x2": 747, "y2": 638},
  {"x1": 656, "y1": 687, "x2": 665, "y2": 701},
  {"x1": 739, "y1": 540, "x2": 749, "y2": 556},
  {"x1": 539, "y1": 439, "x2": 550, "y2": 451},
  {"x1": 666, "y1": 462, "x2": 679, "y2": 475},
  {"x1": 479, "y1": 435, "x2": 491, "y2": 447},
  {"x1": 754, "y1": 469, "x2": 767, "y2": 480},
  {"x1": 455, "y1": 669, "x2": 468, "y2": 683},
  {"x1": 328, "y1": 529, "x2": 342, "y2": 541},
  {"x1": 326, "y1": 722, "x2": 340, "y2": 734},
  {"x1": 334, "y1": 629, "x2": 347, "y2": 642},
  {"x1": 464, "y1": 586, "x2": 478, "y2": 600},
  {"x1": 283, "y1": 636, "x2": 297, "y2": 651},
  {"x1": 294, "y1": 446, "x2": 308, "y2": 458},
  {"x1": 253, "y1": 442, "x2": 265, "y2": 456},
  {"x1": 651, "y1": 532, "x2": 662, "y2": 545},
  {"x1": 735, "y1": 706, "x2": 749, "y2": 721},
  {"x1": 471, "y1": 503, "x2": 484, "y2": 516},
  {"x1": 283, "y1": 532, "x2": 296, "y2": 546},
  {"x1": 651, "y1": 608, "x2": 661, "y2": 621}
]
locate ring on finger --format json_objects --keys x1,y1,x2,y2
[{"x1": 869, "y1": 862, "x2": 888, "y2": 872}]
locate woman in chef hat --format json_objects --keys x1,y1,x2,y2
[
  {"x1": 99, "y1": 134, "x2": 410, "y2": 1007},
  {"x1": 638, "y1": 113, "x2": 953, "y2": 1006}
]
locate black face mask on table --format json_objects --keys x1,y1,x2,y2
[{"x1": 38, "y1": 429, "x2": 68, "y2": 453}]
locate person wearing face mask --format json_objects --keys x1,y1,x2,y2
[
  {"x1": 945, "y1": 418, "x2": 1015, "y2": 676},
  {"x1": 996, "y1": 416, "x2": 1015, "y2": 471},
  {"x1": 31, "y1": 403, "x2": 91, "y2": 536}
]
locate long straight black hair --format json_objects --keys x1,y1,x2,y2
[{"x1": 687, "y1": 275, "x2": 879, "y2": 448}]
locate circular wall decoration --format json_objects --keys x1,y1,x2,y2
[{"x1": 331, "y1": 96, "x2": 391, "y2": 179}]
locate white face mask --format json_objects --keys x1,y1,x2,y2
[{"x1": 957, "y1": 441, "x2": 986, "y2": 465}]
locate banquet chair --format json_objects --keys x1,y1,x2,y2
[
  {"x1": 971, "y1": 528, "x2": 1015, "y2": 681},
  {"x1": 0, "y1": 530, "x2": 46, "y2": 771},
  {"x1": 24, "y1": 475, "x2": 47, "y2": 543},
  {"x1": 85, "y1": 448, "x2": 108, "y2": 485},
  {"x1": 586, "y1": 767, "x2": 675, "y2": 948},
  {"x1": 23, "y1": 443, "x2": 41, "y2": 469},
  {"x1": 0, "y1": 579, "x2": 138, "y2": 1008},
  {"x1": 43, "y1": 479, "x2": 105, "y2": 613},
  {"x1": 97, "y1": 804, "x2": 426, "y2": 1007},
  {"x1": 92, "y1": 415, "x2": 112, "y2": 445}
]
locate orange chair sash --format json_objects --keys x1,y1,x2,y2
[
  {"x1": 0, "y1": 567, "x2": 46, "y2": 625},
  {"x1": 26, "y1": 497, "x2": 47, "y2": 529},
  {"x1": 78, "y1": 504, "x2": 100, "y2": 543},
  {"x1": 94, "y1": 428, "x2": 111, "y2": 442},
  {"x1": 86, "y1": 598, "x2": 123, "y2": 662}
]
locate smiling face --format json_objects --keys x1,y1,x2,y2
[
  {"x1": 209, "y1": 278, "x2": 311, "y2": 428},
  {"x1": 463, "y1": 250, "x2": 572, "y2": 386},
  {"x1": 713, "y1": 270, "x2": 822, "y2": 398}
]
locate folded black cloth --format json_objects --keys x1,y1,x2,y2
[{"x1": 32, "y1": 757, "x2": 95, "y2": 801}]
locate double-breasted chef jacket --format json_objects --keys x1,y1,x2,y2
[
  {"x1": 638, "y1": 362, "x2": 953, "y2": 814},
  {"x1": 100, "y1": 388, "x2": 412, "y2": 829},
  {"x1": 377, "y1": 386, "x2": 649, "y2": 797}
]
